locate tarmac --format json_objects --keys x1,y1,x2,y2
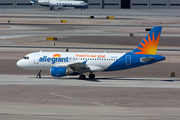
[{"x1": 0, "y1": 8, "x2": 180, "y2": 120}]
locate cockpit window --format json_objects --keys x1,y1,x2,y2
[{"x1": 23, "y1": 56, "x2": 29, "y2": 60}]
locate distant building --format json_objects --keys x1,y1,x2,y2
[{"x1": 0, "y1": 0, "x2": 180, "y2": 9}]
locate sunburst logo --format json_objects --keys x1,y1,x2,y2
[
  {"x1": 53, "y1": 54, "x2": 61, "y2": 57},
  {"x1": 134, "y1": 32, "x2": 160, "y2": 55}
]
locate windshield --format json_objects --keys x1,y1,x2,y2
[{"x1": 23, "y1": 56, "x2": 29, "y2": 60}]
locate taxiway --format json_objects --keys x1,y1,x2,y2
[{"x1": 0, "y1": 8, "x2": 180, "y2": 120}]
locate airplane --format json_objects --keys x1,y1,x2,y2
[
  {"x1": 17, "y1": 26, "x2": 166, "y2": 79},
  {"x1": 30, "y1": 0, "x2": 89, "y2": 10}
]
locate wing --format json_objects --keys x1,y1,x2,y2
[
  {"x1": 55, "y1": 62, "x2": 104, "y2": 73},
  {"x1": 55, "y1": 62, "x2": 87, "y2": 71},
  {"x1": 51, "y1": 4, "x2": 63, "y2": 8}
]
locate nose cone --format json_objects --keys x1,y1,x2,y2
[{"x1": 16, "y1": 60, "x2": 23, "y2": 68}]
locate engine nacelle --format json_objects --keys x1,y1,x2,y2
[{"x1": 50, "y1": 67, "x2": 74, "y2": 77}]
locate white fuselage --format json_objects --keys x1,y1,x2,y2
[
  {"x1": 37, "y1": 0, "x2": 88, "y2": 8},
  {"x1": 17, "y1": 52, "x2": 125, "y2": 71},
  {"x1": 50, "y1": 1, "x2": 85, "y2": 6}
]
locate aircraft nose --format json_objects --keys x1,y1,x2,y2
[{"x1": 16, "y1": 60, "x2": 23, "y2": 68}]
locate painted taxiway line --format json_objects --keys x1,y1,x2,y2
[{"x1": 50, "y1": 92, "x2": 106, "y2": 106}]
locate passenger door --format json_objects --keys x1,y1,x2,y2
[{"x1": 34, "y1": 54, "x2": 40, "y2": 64}]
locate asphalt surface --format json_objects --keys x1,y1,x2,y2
[
  {"x1": 0, "y1": 9, "x2": 180, "y2": 120},
  {"x1": 1, "y1": 85, "x2": 180, "y2": 107}
]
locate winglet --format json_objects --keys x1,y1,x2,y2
[
  {"x1": 82, "y1": 61, "x2": 87, "y2": 65},
  {"x1": 132, "y1": 26, "x2": 162, "y2": 55}
]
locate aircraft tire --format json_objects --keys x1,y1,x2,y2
[
  {"x1": 89, "y1": 74, "x2": 95, "y2": 79},
  {"x1": 36, "y1": 75, "x2": 41, "y2": 78},
  {"x1": 79, "y1": 74, "x2": 86, "y2": 80}
]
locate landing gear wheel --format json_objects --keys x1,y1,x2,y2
[
  {"x1": 36, "y1": 70, "x2": 41, "y2": 78},
  {"x1": 36, "y1": 75, "x2": 41, "y2": 78},
  {"x1": 79, "y1": 74, "x2": 86, "y2": 80},
  {"x1": 89, "y1": 73, "x2": 95, "y2": 79}
]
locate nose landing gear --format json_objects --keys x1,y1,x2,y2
[{"x1": 36, "y1": 70, "x2": 41, "y2": 78}]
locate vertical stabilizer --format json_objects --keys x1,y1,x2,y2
[{"x1": 132, "y1": 26, "x2": 162, "y2": 55}]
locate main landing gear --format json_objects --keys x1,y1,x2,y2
[
  {"x1": 79, "y1": 74, "x2": 86, "y2": 80},
  {"x1": 79, "y1": 73, "x2": 95, "y2": 80},
  {"x1": 89, "y1": 73, "x2": 95, "y2": 79},
  {"x1": 36, "y1": 70, "x2": 41, "y2": 78}
]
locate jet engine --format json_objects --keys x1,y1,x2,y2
[{"x1": 50, "y1": 67, "x2": 74, "y2": 77}]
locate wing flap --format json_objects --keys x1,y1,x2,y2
[{"x1": 51, "y1": 5, "x2": 63, "y2": 8}]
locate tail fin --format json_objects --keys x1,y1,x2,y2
[{"x1": 132, "y1": 26, "x2": 162, "y2": 55}]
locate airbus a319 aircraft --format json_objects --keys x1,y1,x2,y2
[
  {"x1": 17, "y1": 26, "x2": 165, "y2": 79},
  {"x1": 30, "y1": 0, "x2": 89, "y2": 10}
]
